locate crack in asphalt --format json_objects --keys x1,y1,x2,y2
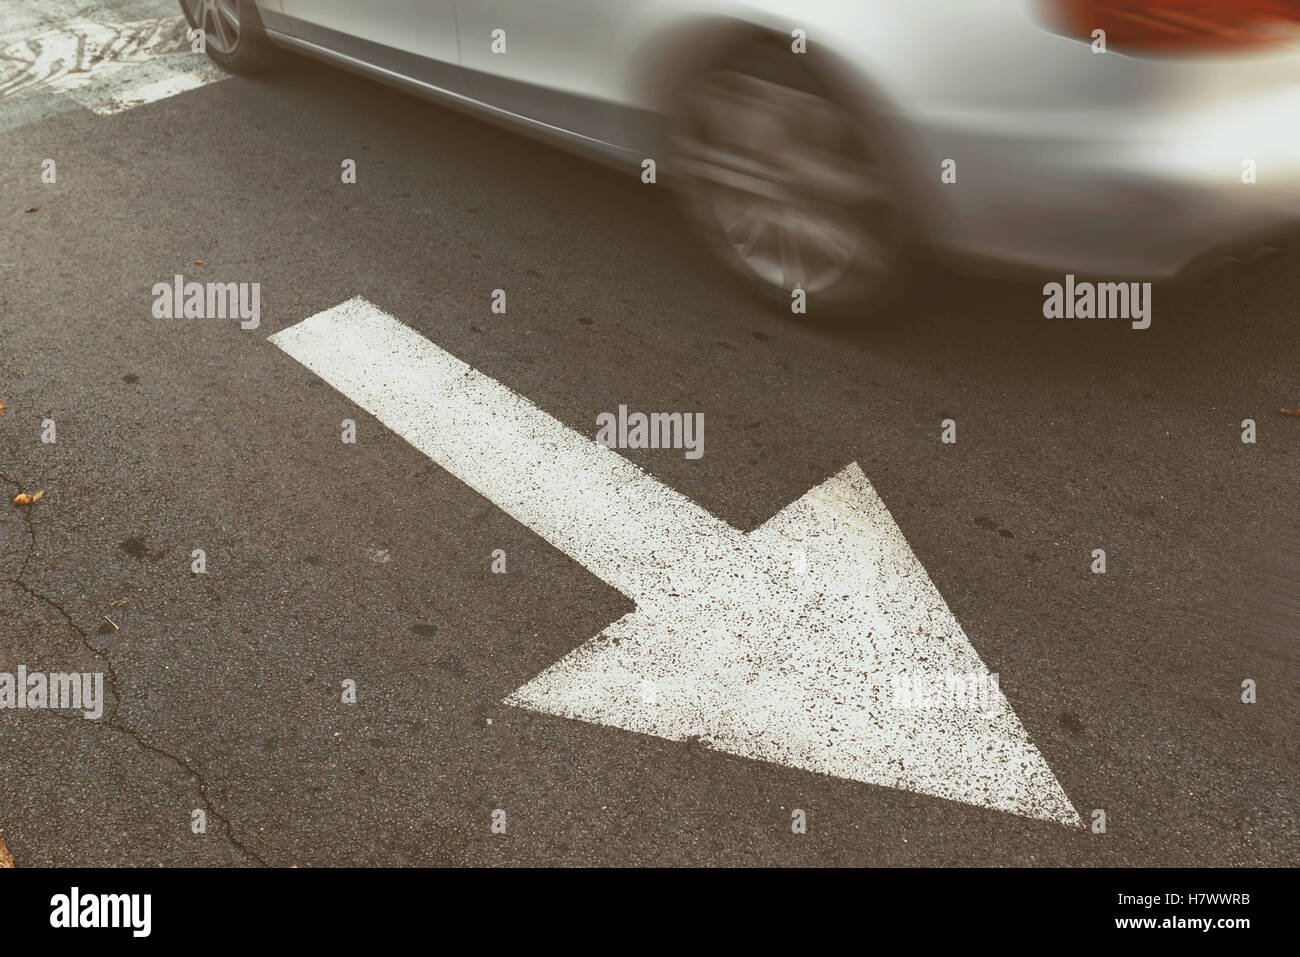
[{"x1": 1, "y1": 468, "x2": 270, "y2": 866}]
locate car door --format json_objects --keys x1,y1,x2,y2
[
  {"x1": 278, "y1": 0, "x2": 460, "y2": 84},
  {"x1": 453, "y1": 0, "x2": 640, "y2": 145}
]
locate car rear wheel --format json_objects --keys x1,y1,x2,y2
[
  {"x1": 180, "y1": 0, "x2": 275, "y2": 74},
  {"x1": 669, "y1": 45, "x2": 905, "y2": 317}
]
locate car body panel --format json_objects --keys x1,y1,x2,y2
[
  {"x1": 278, "y1": 0, "x2": 458, "y2": 65},
  {"x1": 247, "y1": 0, "x2": 1300, "y2": 279}
]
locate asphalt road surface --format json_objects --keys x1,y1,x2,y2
[{"x1": 1, "y1": 1, "x2": 1297, "y2": 867}]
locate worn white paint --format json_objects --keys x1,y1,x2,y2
[
  {"x1": 0, "y1": 9, "x2": 226, "y2": 124},
  {"x1": 72, "y1": 58, "x2": 228, "y2": 116},
  {"x1": 271, "y1": 298, "x2": 1081, "y2": 826}
]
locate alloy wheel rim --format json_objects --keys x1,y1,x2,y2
[
  {"x1": 184, "y1": 0, "x2": 240, "y2": 56},
  {"x1": 672, "y1": 70, "x2": 895, "y2": 295}
]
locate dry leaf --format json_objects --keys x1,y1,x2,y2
[
  {"x1": 0, "y1": 831, "x2": 13, "y2": 868},
  {"x1": 12, "y1": 494, "x2": 31, "y2": 506},
  {"x1": 1281, "y1": 408, "x2": 1300, "y2": 417},
  {"x1": 32, "y1": 489, "x2": 45, "y2": 502},
  {"x1": 24, "y1": 207, "x2": 37, "y2": 213},
  {"x1": 0, "y1": 401, "x2": 7, "y2": 416},
  {"x1": 194, "y1": 259, "x2": 206, "y2": 266}
]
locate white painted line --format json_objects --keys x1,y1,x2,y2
[
  {"x1": 271, "y1": 297, "x2": 739, "y2": 606},
  {"x1": 70, "y1": 60, "x2": 229, "y2": 116},
  {"x1": 0, "y1": 13, "x2": 227, "y2": 122},
  {"x1": 271, "y1": 298, "x2": 1081, "y2": 827}
]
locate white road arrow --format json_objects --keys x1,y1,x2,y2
[{"x1": 271, "y1": 297, "x2": 1080, "y2": 827}]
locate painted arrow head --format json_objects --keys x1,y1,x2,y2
[{"x1": 508, "y1": 462, "x2": 1081, "y2": 827}]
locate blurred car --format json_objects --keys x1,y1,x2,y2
[{"x1": 182, "y1": 0, "x2": 1300, "y2": 313}]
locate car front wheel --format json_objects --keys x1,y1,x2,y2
[
  {"x1": 669, "y1": 45, "x2": 906, "y2": 317},
  {"x1": 179, "y1": 0, "x2": 275, "y2": 74}
]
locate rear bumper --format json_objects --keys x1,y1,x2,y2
[{"x1": 904, "y1": 79, "x2": 1300, "y2": 280}]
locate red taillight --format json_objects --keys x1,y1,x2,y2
[{"x1": 1050, "y1": 0, "x2": 1300, "y2": 52}]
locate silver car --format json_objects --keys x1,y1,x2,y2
[{"x1": 182, "y1": 0, "x2": 1300, "y2": 312}]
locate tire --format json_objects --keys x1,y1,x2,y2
[
  {"x1": 667, "y1": 40, "x2": 907, "y2": 319},
  {"x1": 179, "y1": 0, "x2": 276, "y2": 74}
]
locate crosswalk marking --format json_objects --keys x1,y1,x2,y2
[{"x1": 0, "y1": 6, "x2": 228, "y2": 130}]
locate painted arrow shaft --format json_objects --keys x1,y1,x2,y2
[{"x1": 269, "y1": 297, "x2": 742, "y2": 601}]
